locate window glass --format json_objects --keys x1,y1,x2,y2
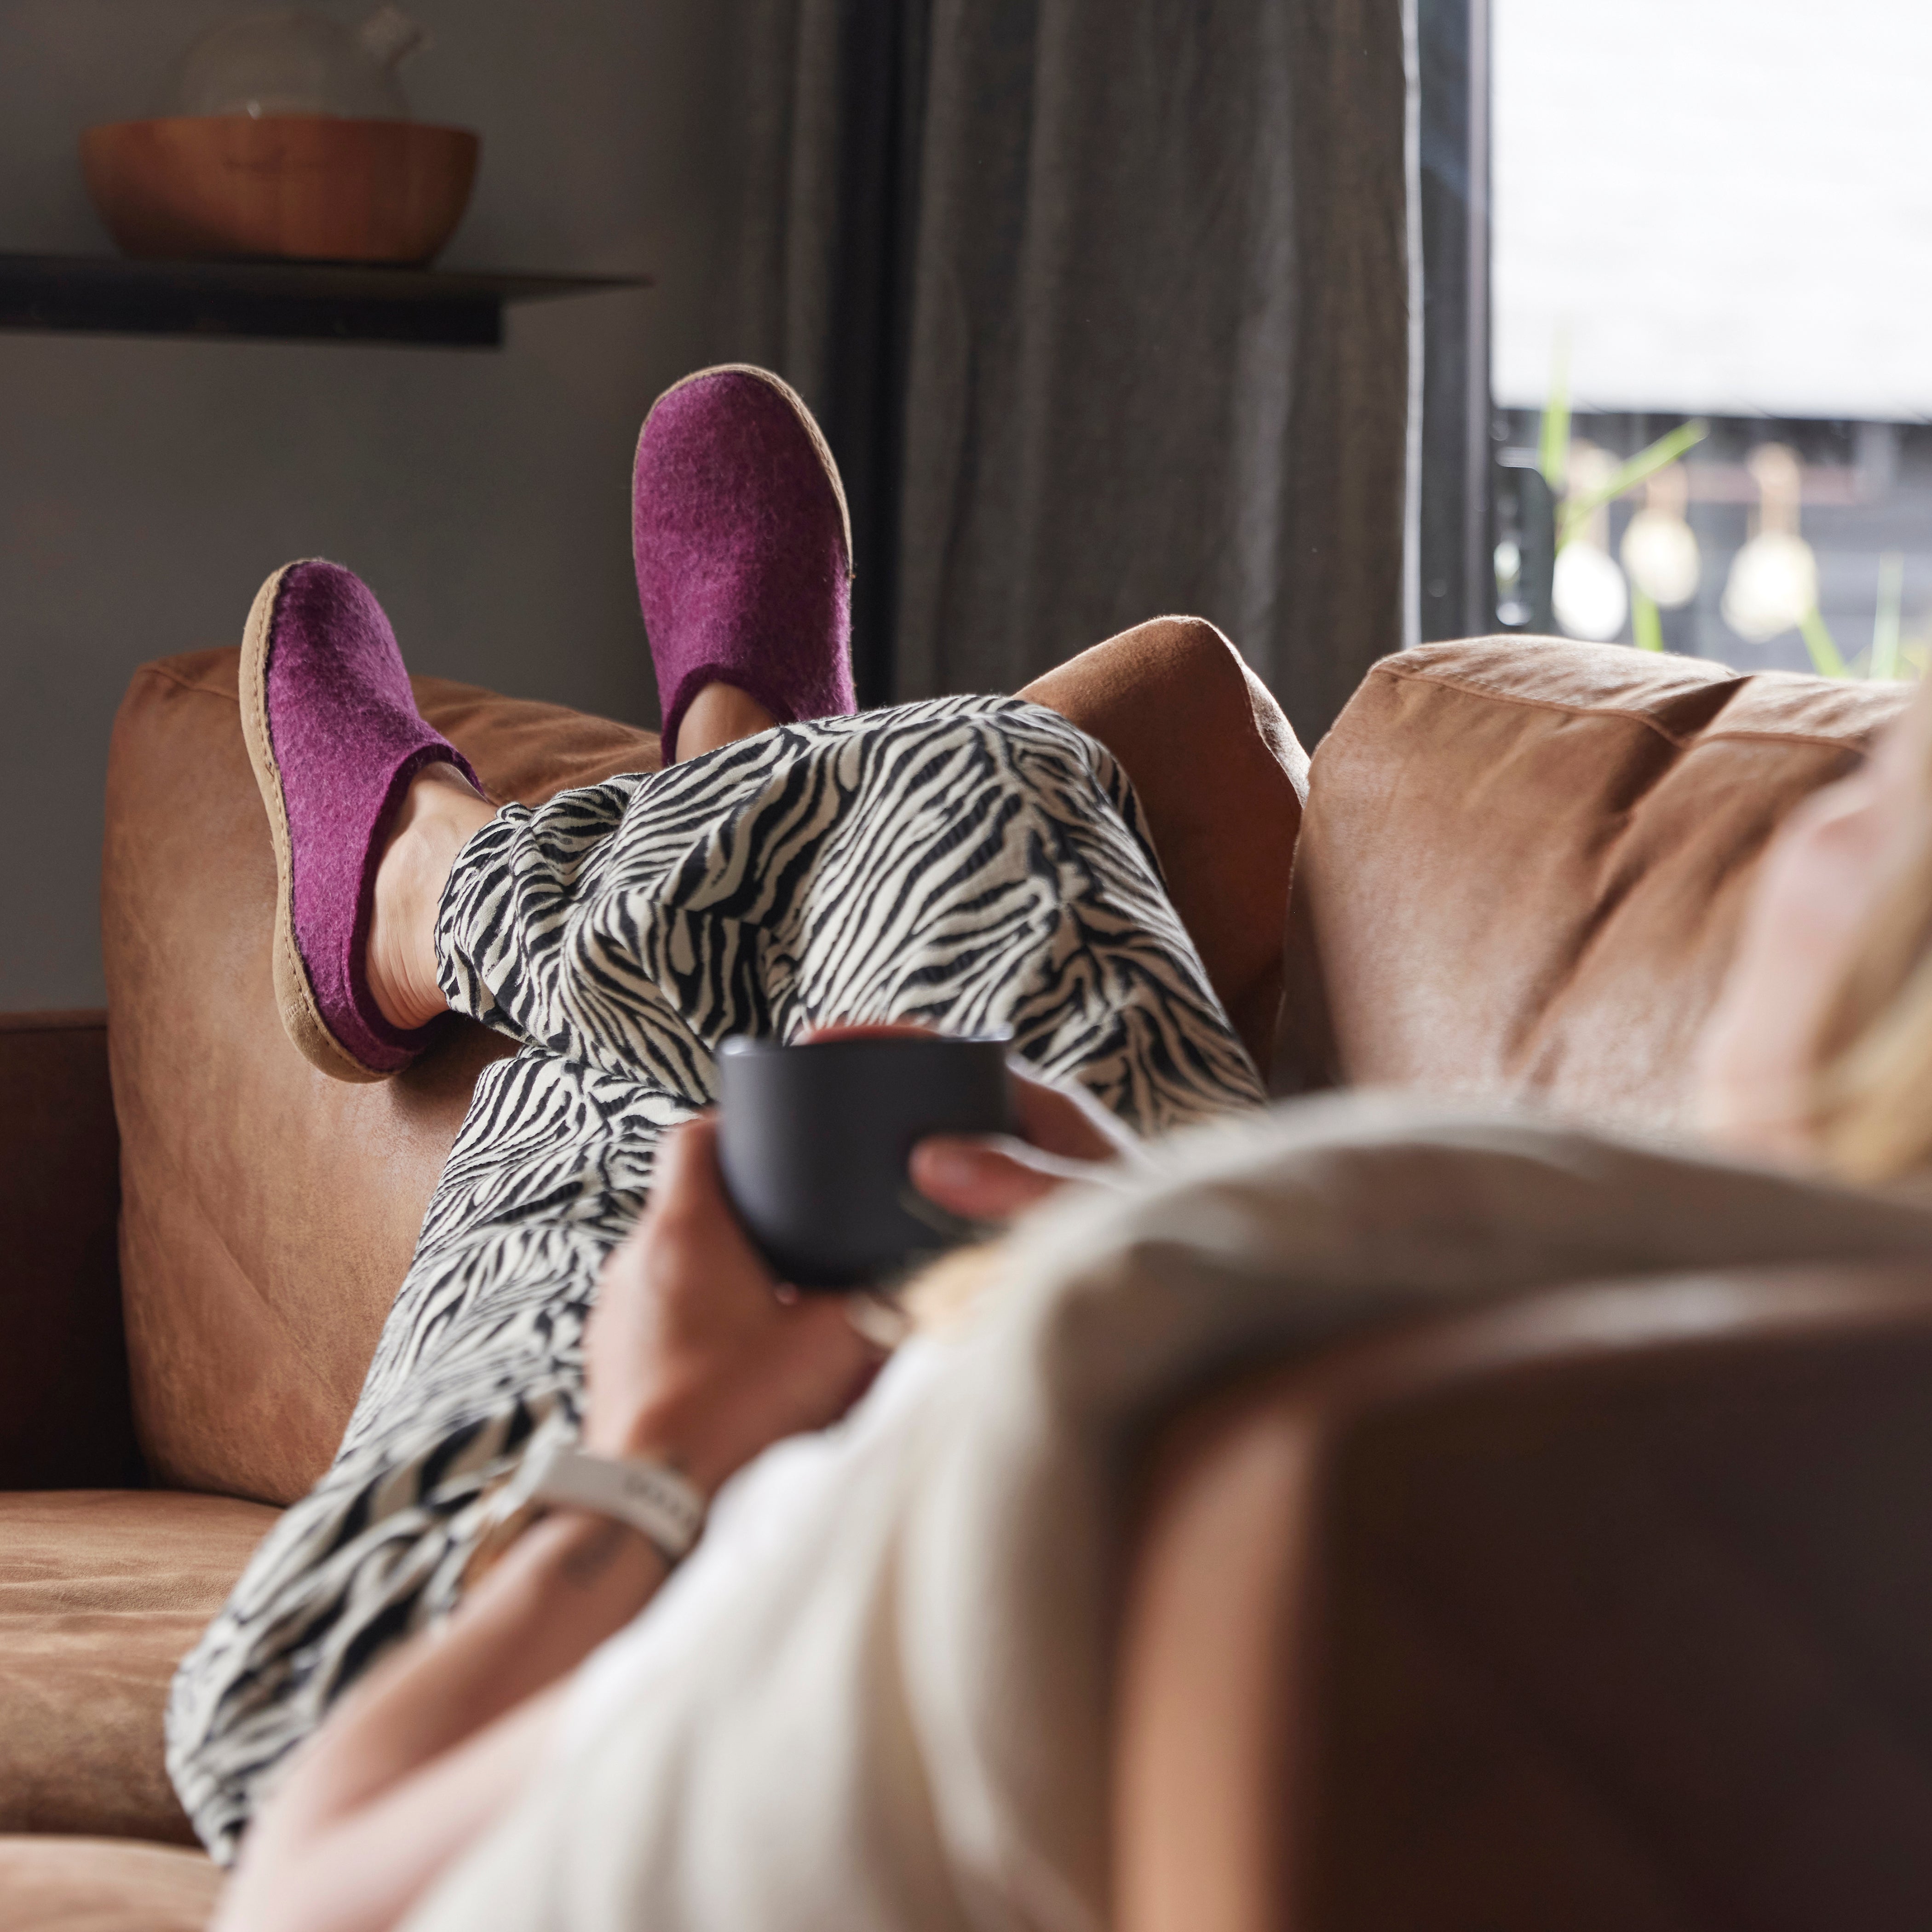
[{"x1": 1493, "y1": 0, "x2": 1932, "y2": 678}]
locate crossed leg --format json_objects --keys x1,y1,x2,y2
[
  {"x1": 171, "y1": 676, "x2": 1275, "y2": 1859},
  {"x1": 375, "y1": 616, "x2": 1307, "y2": 1074}
]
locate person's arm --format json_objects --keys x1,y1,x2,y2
[
  {"x1": 218, "y1": 1052, "x2": 1128, "y2": 1932},
  {"x1": 216, "y1": 1119, "x2": 882, "y2": 1932},
  {"x1": 224, "y1": 1532, "x2": 644, "y2": 1932}
]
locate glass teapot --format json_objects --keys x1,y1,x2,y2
[{"x1": 169, "y1": 6, "x2": 431, "y2": 121}]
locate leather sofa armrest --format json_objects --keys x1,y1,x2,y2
[
  {"x1": 0, "y1": 1012, "x2": 139, "y2": 1488},
  {"x1": 1113, "y1": 1265, "x2": 1932, "y2": 1932}
]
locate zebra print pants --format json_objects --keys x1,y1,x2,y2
[{"x1": 165, "y1": 696, "x2": 1265, "y2": 1861}]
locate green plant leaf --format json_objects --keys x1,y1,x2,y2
[
  {"x1": 1631, "y1": 585, "x2": 1665, "y2": 653},
  {"x1": 1800, "y1": 607, "x2": 1848, "y2": 680},
  {"x1": 1538, "y1": 326, "x2": 1571, "y2": 494},
  {"x1": 1871, "y1": 552, "x2": 1904, "y2": 680},
  {"x1": 1558, "y1": 420, "x2": 1710, "y2": 547}
]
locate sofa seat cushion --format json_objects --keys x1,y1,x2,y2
[
  {"x1": 0, "y1": 1836, "x2": 221, "y2": 1930},
  {"x1": 0, "y1": 1491, "x2": 279, "y2": 1843}
]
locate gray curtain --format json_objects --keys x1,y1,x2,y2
[{"x1": 720, "y1": 0, "x2": 1417, "y2": 739}]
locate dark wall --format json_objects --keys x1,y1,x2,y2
[{"x1": 0, "y1": 0, "x2": 736, "y2": 1006}]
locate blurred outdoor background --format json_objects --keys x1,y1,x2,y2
[{"x1": 1492, "y1": 0, "x2": 1932, "y2": 677}]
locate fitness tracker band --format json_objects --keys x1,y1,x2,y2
[{"x1": 523, "y1": 1438, "x2": 707, "y2": 1566}]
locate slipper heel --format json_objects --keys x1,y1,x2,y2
[{"x1": 238, "y1": 558, "x2": 483, "y2": 1082}]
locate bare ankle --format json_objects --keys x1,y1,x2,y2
[
  {"x1": 369, "y1": 764, "x2": 491, "y2": 1030},
  {"x1": 677, "y1": 682, "x2": 778, "y2": 761}
]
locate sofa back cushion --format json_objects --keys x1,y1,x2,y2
[
  {"x1": 104, "y1": 635, "x2": 1904, "y2": 1501},
  {"x1": 103, "y1": 650, "x2": 659, "y2": 1503},
  {"x1": 1279, "y1": 638, "x2": 1909, "y2": 1127}
]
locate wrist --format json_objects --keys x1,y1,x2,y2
[
  {"x1": 585, "y1": 1402, "x2": 738, "y2": 1500},
  {"x1": 539, "y1": 1506, "x2": 668, "y2": 1579},
  {"x1": 526, "y1": 1437, "x2": 708, "y2": 1565}
]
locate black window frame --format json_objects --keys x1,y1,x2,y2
[{"x1": 1417, "y1": 0, "x2": 1493, "y2": 643}]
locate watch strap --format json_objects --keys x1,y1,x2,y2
[{"x1": 523, "y1": 1438, "x2": 707, "y2": 1564}]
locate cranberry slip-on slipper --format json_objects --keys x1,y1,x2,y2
[
  {"x1": 634, "y1": 364, "x2": 857, "y2": 761},
  {"x1": 239, "y1": 558, "x2": 484, "y2": 1082}
]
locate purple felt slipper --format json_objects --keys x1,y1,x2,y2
[
  {"x1": 239, "y1": 559, "x2": 483, "y2": 1082},
  {"x1": 633, "y1": 364, "x2": 856, "y2": 761}
]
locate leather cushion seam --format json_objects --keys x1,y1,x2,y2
[{"x1": 1374, "y1": 661, "x2": 1880, "y2": 757}]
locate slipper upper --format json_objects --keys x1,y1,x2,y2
[
  {"x1": 265, "y1": 561, "x2": 481, "y2": 1073},
  {"x1": 634, "y1": 368, "x2": 856, "y2": 761}
]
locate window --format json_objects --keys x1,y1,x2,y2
[{"x1": 1490, "y1": 0, "x2": 1932, "y2": 678}]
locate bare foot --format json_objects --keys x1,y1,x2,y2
[
  {"x1": 678, "y1": 682, "x2": 778, "y2": 760},
  {"x1": 369, "y1": 763, "x2": 494, "y2": 1030}
]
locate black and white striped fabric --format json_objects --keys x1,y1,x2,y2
[{"x1": 165, "y1": 696, "x2": 1264, "y2": 1862}]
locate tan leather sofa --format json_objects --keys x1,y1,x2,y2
[{"x1": 5, "y1": 637, "x2": 1930, "y2": 1930}]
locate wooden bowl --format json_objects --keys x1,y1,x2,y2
[{"x1": 80, "y1": 117, "x2": 479, "y2": 266}]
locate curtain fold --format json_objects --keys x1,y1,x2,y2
[{"x1": 720, "y1": 0, "x2": 1415, "y2": 737}]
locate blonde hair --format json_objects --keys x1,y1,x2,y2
[
  {"x1": 901, "y1": 1237, "x2": 1013, "y2": 1336},
  {"x1": 1810, "y1": 767, "x2": 1932, "y2": 1184}
]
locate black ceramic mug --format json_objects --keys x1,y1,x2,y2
[{"x1": 716, "y1": 1032, "x2": 1014, "y2": 1289}]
